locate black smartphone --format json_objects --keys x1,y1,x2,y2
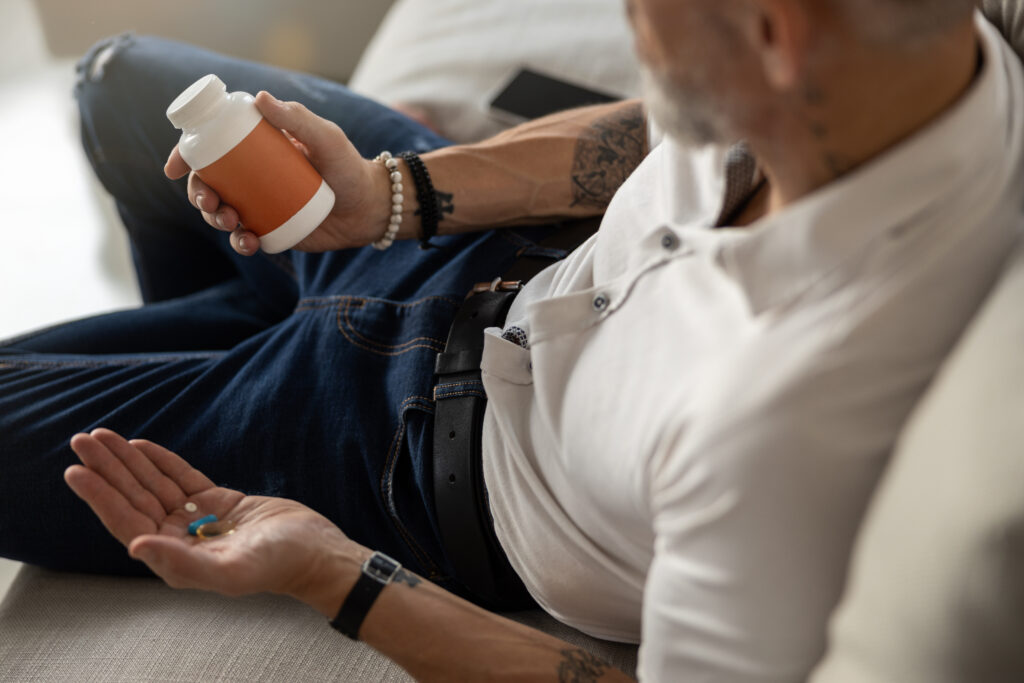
[{"x1": 490, "y1": 68, "x2": 620, "y2": 124}]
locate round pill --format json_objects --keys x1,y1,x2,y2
[{"x1": 184, "y1": 502, "x2": 198, "y2": 513}]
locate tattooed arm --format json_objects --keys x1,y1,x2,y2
[
  {"x1": 299, "y1": 545, "x2": 635, "y2": 683},
  {"x1": 168, "y1": 96, "x2": 645, "y2": 252},
  {"x1": 167, "y1": 96, "x2": 645, "y2": 253},
  {"x1": 390, "y1": 99, "x2": 648, "y2": 240}
]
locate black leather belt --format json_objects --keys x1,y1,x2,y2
[
  {"x1": 431, "y1": 218, "x2": 599, "y2": 609},
  {"x1": 432, "y1": 280, "x2": 527, "y2": 608}
]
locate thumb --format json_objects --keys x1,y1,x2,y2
[
  {"x1": 254, "y1": 91, "x2": 347, "y2": 154},
  {"x1": 164, "y1": 145, "x2": 191, "y2": 180}
]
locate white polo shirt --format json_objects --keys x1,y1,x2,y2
[{"x1": 480, "y1": 14, "x2": 1024, "y2": 683}]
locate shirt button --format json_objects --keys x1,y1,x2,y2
[
  {"x1": 661, "y1": 232, "x2": 679, "y2": 251},
  {"x1": 592, "y1": 293, "x2": 610, "y2": 312}
]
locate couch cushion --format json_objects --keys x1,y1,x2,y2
[
  {"x1": 348, "y1": 0, "x2": 639, "y2": 143},
  {"x1": 0, "y1": 565, "x2": 637, "y2": 682},
  {"x1": 984, "y1": 0, "x2": 1024, "y2": 59},
  {"x1": 811, "y1": 244, "x2": 1024, "y2": 683}
]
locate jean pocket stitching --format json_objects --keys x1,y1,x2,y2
[
  {"x1": 296, "y1": 294, "x2": 460, "y2": 309},
  {"x1": 379, "y1": 395, "x2": 444, "y2": 579},
  {"x1": 334, "y1": 298, "x2": 450, "y2": 357},
  {"x1": 342, "y1": 299, "x2": 448, "y2": 350}
]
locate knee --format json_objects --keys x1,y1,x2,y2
[
  {"x1": 76, "y1": 33, "x2": 135, "y2": 102},
  {"x1": 75, "y1": 33, "x2": 218, "y2": 108},
  {"x1": 75, "y1": 34, "x2": 199, "y2": 179},
  {"x1": 74, "y1": 34, "x2": 170, "y2": 117}
]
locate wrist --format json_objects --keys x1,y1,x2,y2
[
  {"x1": 393, "y1": 158, "x2": 424, "y2": 242},
  {"x1": 289, "y1": 539, "x2": 372, "y2": 618},
  {"x1": 398, "y1": 151, "x2": 441, "y2": 248},
  {"x1": 365, "y1": 156, "x2": 422, "y2": 246}
]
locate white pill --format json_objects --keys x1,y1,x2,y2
[{"x1": 184, "y1": 502, "x2": 198, "y2": 513}]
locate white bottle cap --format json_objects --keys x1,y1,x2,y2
[{"x1": 166, "y1": 74, "x2": 227, "y2": 130}]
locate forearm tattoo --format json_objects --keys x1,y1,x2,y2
[
  {"x1": 570, "y1": 103, "x2": 647, "y2": 209},
  {"x1": 557, "y1": 648, "x2": 611, "y2": 682},
  {"x1": 392, "y1": 568, "x2": 422, "y2": 589}
]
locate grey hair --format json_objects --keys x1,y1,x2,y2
[{"x1": 834, "y1": 0, "x2": 976, "y2": 45}]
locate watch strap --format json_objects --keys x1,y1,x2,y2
[{"x1": 330, "y1": 551, "x2": 401, "y2": 639}]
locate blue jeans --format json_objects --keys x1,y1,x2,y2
[{"x1": 0, "y1": 35, "x2": 555, "y2": 607}]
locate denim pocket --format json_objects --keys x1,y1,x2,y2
[
  {"x1": 332, "y1": 295, "x2": 461, "y2": 357},
  {"x1": 378, "y1": 394, "x2": 450, "y2": 581}
]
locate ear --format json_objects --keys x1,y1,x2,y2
[{"x1": 747, "y1": 0, "x2": 812, "y2": 91}]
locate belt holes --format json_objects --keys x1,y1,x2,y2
[
  {"x1": 448, "y1": 430, "x2": 457, "y2": 439},
  {"x1": 448, "y1": 473, "x2": 457, "y2": 484}
]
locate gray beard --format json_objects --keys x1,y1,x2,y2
[{"x1": 640, "y1": 65, "x2": 730, "y2": 147}]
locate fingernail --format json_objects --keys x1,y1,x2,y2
[
  {"x1": 215, "y1": 214, "x2": 226, "y2": 229},
  {"x1": 195, "y1": 192, "x2": 206, "y2": 209},
  {"x1": 237, "y1": 235, "x2": 251, "y2": 253}
]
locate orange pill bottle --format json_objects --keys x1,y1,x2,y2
[{"x1": 166, "y1": 74, "x2": 335, "y2": 253}]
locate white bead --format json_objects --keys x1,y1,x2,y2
[
  {"x1": 371, "y1": 150, "x2": 405, "y2": 252},
  {"x1": 184, "y1": 502, "x2": 198, "y2": 513}
]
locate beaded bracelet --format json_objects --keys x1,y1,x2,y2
[
  {"x1": 372, "y1": 151, "x2": 404, "y2": 251},
  {"x1": 399, "y1": 151, "x2": 440, "y2": 249}
]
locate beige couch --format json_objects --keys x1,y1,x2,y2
[
  {"x1": 3, "y1": 2, "x2": 1024, "y2": 681},
  {"x1": 0, "y1": 566, "x2": 638, "y2": 681},
  {"x1": 809, "y1": 246, "x2": 1024, "y2": 682}
]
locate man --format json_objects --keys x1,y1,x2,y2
[{"x1": 1, "y1": 0, "x2": 1018, "y2": 680}]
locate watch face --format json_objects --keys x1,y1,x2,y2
[{"x1": 364, "y1": 552, "x2": 401, "y2": 584}]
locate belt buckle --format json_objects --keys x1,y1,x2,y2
[{"x1": 466, "y1": 277, "x2": 522, "y2": 299}]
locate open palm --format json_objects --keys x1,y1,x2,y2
[{"x1": 65, "y1": 429, "x2": 350, "y2": 600}]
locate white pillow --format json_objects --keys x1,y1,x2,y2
[{"x1": 348, "y1": 0, "x2": 640, "y2": 143}]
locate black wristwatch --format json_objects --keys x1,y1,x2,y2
[{"x1": 330, "y1": 551, "x2": 402, "y2": 639}]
